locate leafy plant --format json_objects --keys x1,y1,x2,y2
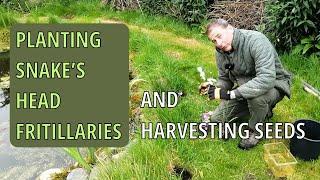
[
  {"x1": 105, "y1": 0, "x2": 140, "y2": 10},
  {"x1": 0, "y1": 0, "x2": 46, "y2": 12},
  {"x1": 87, "y1": 147, "x2": 96, "y2": 164},
  {"x1": 140, "y1": 0, "x2": 208, "y2": 26},
  {"x1": 293, "y1": 34, "x2": 320, "y2": 56},
  {"x1": 54, "y1": 0, "x2": 79, "y2": 7},
  {"x1": 63, "y1": 147, "x2": 96, "y2": 171},
  {"x1": 265, "y1": 0, "x2": 320, "y2": 52},
  {"x1": 174, "y1": 0, "x2": 207, "y2": 26}
]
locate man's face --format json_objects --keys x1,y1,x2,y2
[{"x1": 208, "y1": 26, "x2": 233, "y2": 52}]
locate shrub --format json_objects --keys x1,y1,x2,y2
[
  {"x1": 265, "y1": 0, "x2": 320, "y2": 52},
  {"x1": 0, "y1": 0, "x2": 46, "y2": 12},
  {"x1": 1, "y1": 0, "x2": 28, "y2": 12},
  {"x1": 293, "y1": 34, "x2": 320, "y2": 56},
  {"x1": 141, "y1": 0, "x2": 208, "y2": 26},
  {"x1": 104, "y1": 0, "x2": 140, "y2": 10},
  {"x1": 54, "y1": 0, "x2": 79, "y2": 7}
]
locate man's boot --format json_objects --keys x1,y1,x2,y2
[{"x1": 238, "y1": 129, "x2": 260, "y2": 150}]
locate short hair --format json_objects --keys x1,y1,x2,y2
[{"x1": 205, "y1": 19, "x2": 229, "y2": 36}]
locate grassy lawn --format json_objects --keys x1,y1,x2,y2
[
  {"x1": 1, "y1": 1, "x2": 320, "y2": 179},
  {"x1": 98, "y1": 12, "x2": 320, "y2": 179}
]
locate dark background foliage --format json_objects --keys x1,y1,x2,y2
[
  {"x1": 265, "y1": 0, "x2": 320, "y2": 54},
  {"x1": 141, "y1": 0, "x2": 209, "y2": 26},
  {"x1": 1, "y1": 0, "x2": 319, "y2": 55}
]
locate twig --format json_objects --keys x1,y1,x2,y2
[{"x1": 302, "y1": 80, "x2": 320, "y2": 100}]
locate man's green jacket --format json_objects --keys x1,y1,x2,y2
[{"x1": 215, "y1": 29, "x2": 292, "y2": 99}]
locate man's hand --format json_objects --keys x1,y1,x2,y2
[
  {"x1": 208, "y1": 85, "x2": 231, "y2": 100},
  {"x1": 198, "y1": 81, "x2": 213, "y2": 95}
]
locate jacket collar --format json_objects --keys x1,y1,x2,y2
[{"x1": 231, "y1": 28, "x2": 240, "y2": 51}]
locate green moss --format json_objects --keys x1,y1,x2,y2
[{"x1": 0, "y1": 28, "x2": 10, "y2": 47}]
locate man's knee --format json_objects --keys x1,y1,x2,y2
[
  {"x1": 248, "y1": 88, "x2": 283, "y2": 108},
  {"x1": 210, "y1": 99, "x2": 247, "y2": 122},
  {"x1": 247, "y1": 95, "x2": 268, "y2": 107},
  {"x1": 210, "y1": 106, "x2": 225, "y2": 122}
]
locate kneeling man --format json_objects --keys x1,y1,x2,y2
[{"x1": 201, "y1": 19, "x2": 292, "y2": 149}]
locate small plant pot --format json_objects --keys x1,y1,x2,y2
[
  {"x1": 290, "y1": 119, "x2": 320, "y2": 161},
  {"x1": 264, "y1": 142, "x2": 297, "y2": 178}
]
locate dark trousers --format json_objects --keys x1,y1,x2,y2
[{"x1": 210, "y1": 88, "x2": 284, "y2": 129}]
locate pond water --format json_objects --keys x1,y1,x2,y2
[{"x1": 0, "y1": 89, "x2": 74, "y2": 180}]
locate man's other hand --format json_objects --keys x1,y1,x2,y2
[
  {"x1": 208, "y1": 85, "x2": 231, "y2": 100},
  {"x1": 198, "y1": 81, "x2": 213, "y2": 95}
]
